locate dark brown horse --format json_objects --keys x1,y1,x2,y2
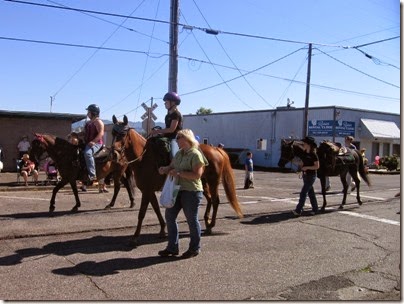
[
  {"x1": 30, "y1": 133, "x2": 135, "y2": 213},
  {"x1": 112, "y1": 116, "x2": 243, "y2": 242},
  {"x1": 278, "y1": 139, "x2": 370, "y2": 211}
]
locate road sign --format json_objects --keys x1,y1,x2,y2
[{"x1": 141, "y1": 100, "x2": 158, "y2": 133}]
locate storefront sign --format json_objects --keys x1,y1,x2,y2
[{"x1": 308, "y1": 120, "x2": 355, "y2": 137}]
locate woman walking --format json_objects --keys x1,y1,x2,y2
[{"x1": 157, "y1": 129, "x2": 207, "y2": 258}]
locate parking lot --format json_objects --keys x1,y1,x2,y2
[{"x1": 0, "y1": 169, "x2": 400, "y2": 300}]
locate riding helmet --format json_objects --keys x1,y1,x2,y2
[
  {"x1": 86, "y1": 104, "x2": 100, "y2": 116},
  {"x1": 163, "y1": 92, "x2": 181, "y2": 105}
]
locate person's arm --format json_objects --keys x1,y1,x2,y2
[
  {"x1": 171, "y1": 163, "x2": 204, "y2": 180},
  {"x1": 151, "y1": 120, "x2": 179, "y2": 136}
]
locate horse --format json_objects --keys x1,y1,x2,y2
[
  {"x1": 112, "y1": 115, "x2": 243, "y2": 242},
  {"x1": 278, "y1": 139, "x2": 370, "y2": 211},
  {"x1": 30, "y1": 133, "x2": 136, "y2": 213}
]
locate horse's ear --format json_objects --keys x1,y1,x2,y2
[
  {"x1": 123, "y1": 115, "x2": 128, "y2": 125},
  {"x1": 112, "y1": 115, "x2": 117, "y2": 124}
]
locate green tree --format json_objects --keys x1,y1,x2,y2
[{"x1": 196, "y1": 107, "x2": 213, "y2": 115}]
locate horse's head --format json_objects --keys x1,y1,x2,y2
[
  {"x1": 278, "y1": 139, "x2": 295, "y2": 168},
  {"x1": 30, "y1": 134, "x2": 49, "y2": 163},
  {"x1": 112, "y1": 114, "x2": 130, "y2": 142}
]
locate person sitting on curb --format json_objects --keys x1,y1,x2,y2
[{"x1": 19, "y1": 154, "x2": 39, "y2": 186}]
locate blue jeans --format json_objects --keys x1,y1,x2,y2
[
  {"x1": 165, "y1": 190, "x2": 202, "y2": 252},
  {"x1": 170, "y1": 139, "x2": 179, "y2": 158},
  {"x1": 84, "y1": 143, "x2": 102, "y2": 178},
  {"x1": 295, "y1": 173, "x2": 318, "y2": 213}
]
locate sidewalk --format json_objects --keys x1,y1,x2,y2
[{"x1": 0, "y1": 172, "x2": 59, "y2": 192}]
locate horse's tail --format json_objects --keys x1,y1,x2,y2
[
  {"x1": 217, "y1": 149, "x2": 243, "y2": 218},
  {"x1": 357, "y1": 150, "x2": 371, "y2": 187}
]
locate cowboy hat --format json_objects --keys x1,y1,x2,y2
[{"x1": 302, "y1": 136, "x2": 317, "y2": 148}]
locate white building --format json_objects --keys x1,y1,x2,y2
[{"x1": 183, "y1": 106, "x2": 400, "y2": 168}]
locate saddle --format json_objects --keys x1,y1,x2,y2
[{"x1": 148, "y1": 137, "x2": 171, "y2": 167}]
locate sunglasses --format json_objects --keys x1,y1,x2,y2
[{"x1": 176, "y1": 135, "x2": 184, "y2": 140}]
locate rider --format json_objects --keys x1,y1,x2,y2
[
  {"x1": 150, "y1": 92, "x2": 183, "y2": 157},
  {"x1": 83, "y1": 104, "x2": 104, "y2": 182}
]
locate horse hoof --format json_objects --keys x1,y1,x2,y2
[
  {"x1": 204, "y1": 228, "x2": 212, "y2": 235},
  {"x1": 71, "y1": 206, "x2": 79, "y2": 213},
  {"x1": 104, "y1": 205, "x2": 112, "y2": 210},
  {"x1": 130, "y1": 203, "x2": 135, "y2": 208},
  {"x1": 49, "y1": 206, "x2": 55, "y2": 213},
  {"x1": 320, "y1": 207, "x2": 325, "y2": 213},
  {"x1": 358, "y1": 201, "x2": 363, "y2": 206},
  {"x1": 338, "y1": 205, "x2": 344, "y2": 210}
]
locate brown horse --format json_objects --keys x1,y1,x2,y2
[
  {"x1": 278, "y1": 139, "x2": 370, "y2": 211},
  {"x1": 30, "y1": 133, "x2": 135, "y2": 213},
  {"x1": 112, "y1": 116, "x2": 243, "y2": 242}
]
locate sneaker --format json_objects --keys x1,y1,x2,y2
[
  {"x1": 102, "y1": 189, "x2": 109, "y2": 193},
  {"x1": 80, "y1": 186, "x2": 87, "y2": 192},
  {"x1": 292, "y1": 210, "x2": 301, "y2": 217},
  {"x1": 181, "y1": 249, "x2": 200, "y2": 259},
  {"x1": 158, "y1": 249, "x2": 179, "y2": 257}
]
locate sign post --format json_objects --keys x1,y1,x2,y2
[{"x1": 141, "y1": 98, "x2": 158, "y2": 135}]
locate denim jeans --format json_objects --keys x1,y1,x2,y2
[
  {"x1": 295, "y1": 173, "x2": 318, "y2": 213},
  {"x1": 165, "y1": 190, "x2": 202, "y2": 252},
  {"x1": 84, "y1": 143, "x2": 102, "y2": 178},
  {"x1": 170, "y1": 139, "x2": 179, "y2": 158}
]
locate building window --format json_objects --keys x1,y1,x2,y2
[{"x1": 257, "y1": 138, "x2": 267, "y2": 150}]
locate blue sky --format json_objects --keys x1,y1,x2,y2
[{"x1": 0, "y1": 0, "x2": 400, "y2": 122}]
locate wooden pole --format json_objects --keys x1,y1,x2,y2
[
  {"x1": 303, "y1": 43, "x2": 312, "y2": 138},
  {"x1": 168, "y1": 0, "x2": 179, "y2": 92}
]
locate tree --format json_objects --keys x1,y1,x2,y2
[{"x1": 196, "y1": 107, "x2": 213, "y2": 115}]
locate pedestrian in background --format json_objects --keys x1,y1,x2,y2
[
  {"x1": 17, "y1": 136, "x2": 30, "y2": 159},
  {"x1": 344, "y1": 136, "x2": 357, "y2": 192},
  {"x1": 244, "y1": 151, "x2": 254, "y2": 189},
  {"x1": 292, "y1": 136, "x2": 319, "y2": 216}
]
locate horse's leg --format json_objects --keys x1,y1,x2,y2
[
  {"x1": 49, "y1": 179, "x2": 68, "y2": 213},
  {"x1": 148, "y1": 193, "x2": 166, "y2": 238},
  {"x1": 351, "y1": 167, "x2": 362, "y2": 205},
  {"x1": 339, "y1": 170, "x2": 349, "y2": 209},
  {"x1": 319, "y1": 175, "x2": 327, "y2": 212},
  {"x1": 132, "y1": 193, "x2": 151, "y2": 244},
  {"x1": 202, "y1": 181, "x2": 213, "y2": 234},
  {"x1": 70, "y1": 180, "x2": 81, "y2": 213},
  {"x1": 122, "y1": 174, "x2": 136, "y2": 208},
  {"x1": 105, "y1": 174, "x2": 122, "y2": 209},
  {"x1": 205, "y1": 179, "x2": 220, "y2": 234}
]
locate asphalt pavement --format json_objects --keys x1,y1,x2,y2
[{"x1": 0, "y1": 169, "x2": 400, "y2": 301}]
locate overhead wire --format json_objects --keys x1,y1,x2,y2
[
  {"x1": 191, "y1": 0, "x2": 273, "y2": 108},
  {"x1": 133, "y1": 0, "x2": 161, "y2": 121},
  {"x1": 315, "y1": 48, "x2": 399, "y2": 89},
  {"x1": 45, "y1": 0, "x2": 168, "y2": 44},
  {"x1": 180, "y1": 12, "x2": 253, "y2": 110},
  {"x1": 50, "y1": 0, "x2": 148, "y2": 101}
]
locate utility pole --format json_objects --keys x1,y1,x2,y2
[
  {"x1": 303, "y1": 43, "x2": 312, "y2": 138},
  {"x1": 168, "y1": 0, "x2": 179, "y2": 92}
]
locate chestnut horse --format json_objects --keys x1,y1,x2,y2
[
  {"x1": 278, "y1": 139, "x2": 370, "y2": 211},
  {"x1": 112, "y1": 116, "x2": 243, "y2": 242},
  {"x1": 30, "y1": 133, "x2": 135, "y2": 213}
]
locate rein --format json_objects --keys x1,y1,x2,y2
[{"x1": 114, "y1": 127, "x2": 147, "y2": 165}]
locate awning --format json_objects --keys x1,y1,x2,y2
[{"x1": 360, "y1": 118, "x2": 400, "y2": 140}]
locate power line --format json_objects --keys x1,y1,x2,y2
[
  {"x1": 4, "y1": 0, "x2": 364, "y2": 49},
  {"x1": 2, "y1": 35, "x2": 398, "y2": 104},
  {"x1": 316, "y1": 48, "x2": 399, "y2": 89}
]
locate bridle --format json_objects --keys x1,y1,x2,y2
[{"x1": 112, "y1": 127, "x2": 146, "y2": 165}]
